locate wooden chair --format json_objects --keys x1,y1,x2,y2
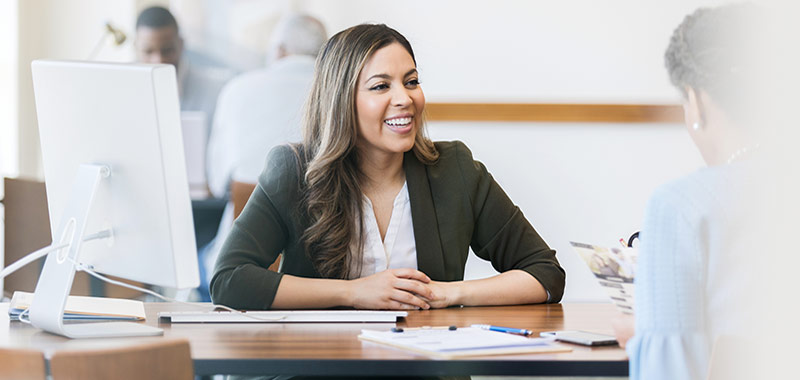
[
  {"x1": 230, "y1": 180, "x2": 257, "y2": 220},
  {"x1": 49, "y1": 339, "x2": 193, "y2": 380},
  {"x1": 230, "y1": 180, "x2": 281, "y2": 272},
  {"x1": 0, "y1": 348, "x2": 46, "y2": 380}
]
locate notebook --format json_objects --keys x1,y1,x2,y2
[
  {"x1": 159, "y1": 309, "x2": 407, "y2": 323},
  {"x1": 8, "y1": 291, "x2": 146, "y2": 321},
  {"x1": 358, "y1": 326, "x2": 570, "y2": 358}
]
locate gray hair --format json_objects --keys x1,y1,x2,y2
[
  {"x1": 664, "y1": 3, "x2": 760, "y2": 110},
  {"x1": 268, "y1": 13, "x2": 327, "y2": 59}
]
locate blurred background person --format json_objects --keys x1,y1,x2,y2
[
  {"x1": 135, "y1": 5, "x2": 234, "y2": 142},
  {"x1": 207, "y1": 13, "x2": 327, "y2": 199},
  {"x1": 198, "y1": 13, "x2": 327, "y2": 302}
]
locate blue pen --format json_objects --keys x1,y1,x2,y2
[{"x1": 471, "y1": 324, "x2": 532, "y2": 336}]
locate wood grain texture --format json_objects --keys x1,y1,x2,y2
[
  {"x1": 151, "y1": 303, "x2": 628, "y2": 375},
  {"x1": 425, "y1": 103, "x2": 683, "y2": 123},
  {"x1": 230, "y1": 180, "x2": 257, "y2": 220},
  {"x1": 49, "y1": 339, "x2": 193, "y2": 380},
  {"x1": 0, "y1": 348, "x2": 45, "y2": 380}
]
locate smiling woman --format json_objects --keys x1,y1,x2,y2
[
  {"x1": 356, "y1": 42, "x2": 424, "y2": 157},
  {"x1": 210, "y1": 24, "x2": 565, "y2": 311}
]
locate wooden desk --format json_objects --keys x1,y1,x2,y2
[{"x1": 0, "y1": 303, "x2": 628, "y2": 377}]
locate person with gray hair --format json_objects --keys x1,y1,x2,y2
[
  {"x1": 264, "y1": 13, "x2": 328, "y2": 65},
  {"x1": 207, "y1": 13, "x2": 327, "y2": 198},
  {"x1": 612, "y1": 3, "x2": 798, "y2": 379},
  {"x1": 198, "y1": 13, "x2": 327, "y2": 302}
]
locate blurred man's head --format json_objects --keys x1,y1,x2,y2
[
  {"x1": 135, "y1": 6, "x2": 183, "y2": 67},
  {"x1": 266, "y1": 13, "x2": 327, "y2": 65}
]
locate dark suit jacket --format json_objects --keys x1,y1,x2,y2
[{"x1": 210, "y1": 141, "x2": 565, "y2": 309}]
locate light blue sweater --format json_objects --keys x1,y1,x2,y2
[{"x1": 626, "y1": 162, "x2": 762, "y2": 380}]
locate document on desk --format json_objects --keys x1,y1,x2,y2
[
  {"x1": 358, "y1": 327, "x2": 571, "y2": 358},
  {"x1": 8, "y1": 291, "x2": 146, "y2": 321},
  {"x1": 570, "y1": 241, "x2": 637, "y2": 314},
  {"x1": 159, "y1": 309, "x2": 407, "y2": 323}
]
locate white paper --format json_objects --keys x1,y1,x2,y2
[{"x1": 359, "y1": 327, "x2": 568, "y2": 358}]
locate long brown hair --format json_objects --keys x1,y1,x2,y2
[{"x1": 298, "y1": 24, "x2": 438, "y2": 279}]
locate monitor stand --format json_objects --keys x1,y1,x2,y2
[{"x1": 28, "y1": 164, "x2": 163, "y2": 338}]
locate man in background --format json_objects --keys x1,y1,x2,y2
[
  {"x1": 135, "y1": 6, "x2": 233, "y2": 142},
  {"x1": 207, "y1": 13, "x2": 327, "y2": 198}
]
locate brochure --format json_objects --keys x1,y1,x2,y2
[{"x1": 570, "y1": 241, "x2": 637, "y2": 314}]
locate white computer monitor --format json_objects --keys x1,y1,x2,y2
[{"x1": 28, "y1": 60, "x2": 200, "y2": 338}]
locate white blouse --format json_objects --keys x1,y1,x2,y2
[{"x1": 349, "y1": 182, "x2": 417, "y2": 278}]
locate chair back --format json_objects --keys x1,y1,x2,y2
[
  {"x1": 230, "y1": 180, "x2": 257, "y2": 220},
  {"x1": 50, "y1": 339, "x2": 193, "y2": 380},
  {"x1": 229, "y1": 180, "x2": 281, "y2": 271},
  {"x1": 0, "y1": 348, "x2": 46, "y2": 380}
]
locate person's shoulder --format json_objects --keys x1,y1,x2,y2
[
  {"x1": 272, "y1": 55, "x2": 316, "y2": 72},
  {"x1": 647, "y1": 167, "x2": 726, "y2": 220},
  {"x1": 424, "y1": 141, "x2": 490, "y2": 193},
  {"x1": 252, "y1": 144, "x2": 305, "y2": 211},
  {"x1": 431, "y1": 140, "x2": 474, "y2": 167},
  {"x1": 218, "y1": 69, "x2": 272, "y2": 96},
  {"x1": 259, "y1": 144, "x2": 305, "y2": 190},
  {"x1": 655, "y1": 166, "x2": 730, "y2": 201},
  {"x1": 264, "y1": 144, "x2": 303, "y2": 173},
  {"x1": 184, "y1": 53, "x2": 237, "y2": 87}
]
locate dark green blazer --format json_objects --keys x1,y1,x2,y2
[{"x1": 210, "y1": 141, "x2": 565, "y2": 309}]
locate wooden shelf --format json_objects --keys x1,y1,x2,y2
[{"x1": 425, "y1": 103, "x2": 683, "y2": 123}]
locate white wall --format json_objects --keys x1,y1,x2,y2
[
  {"x1": 294, "y1": 0, "x2": 732, "y2": 102},
  {"x1": 428, "y1": 122, "x2": 703, "y2": 301},
  {"x1": 15, "y1": 0, "x2": 138, "y2": 179}
]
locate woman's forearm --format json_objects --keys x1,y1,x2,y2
[
  {"x1": 271, "y1": 275, "x2": 352, "y2": 309},
  {"x1": 443, "y1": 269, "x2": 548, "y2": 307}
]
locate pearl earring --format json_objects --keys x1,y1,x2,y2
[{"x1": 692, "y1": 122, "x2": 701, "y2": 131}]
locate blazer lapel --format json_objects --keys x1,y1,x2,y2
[{"x1": 403, "y1": 151, "x2": 447, "y2": 280}]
